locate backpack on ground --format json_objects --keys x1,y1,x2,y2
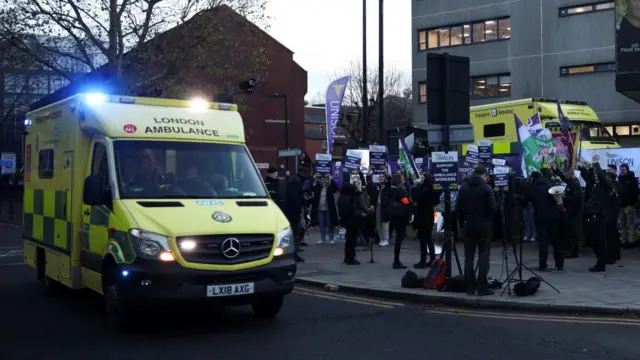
[{"x1": 423, "y1": 247, "x2": 447, "y2": 290}]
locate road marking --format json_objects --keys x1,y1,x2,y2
[
  {"x1": 428, "y1": 308, "x2": 640, "y2": 326},
  {"x1": 0, "y1": 249, "x2": 22, "y2": 258},
  {"x1": 0, "y1": 261, "x2": 26, "y2": 267},
  {"x1": 294, "y1": 288, "x2": 403, "y2": 309}
]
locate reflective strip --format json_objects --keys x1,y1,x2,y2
[
  {"x1": 23, "y1": 188, "x2": 73, "y2": 251},
  {"x1": 401, "y1": 197, "x2": 410, "y2": 205}
]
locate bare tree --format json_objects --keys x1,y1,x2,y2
[
  {"x1": 333, "y1": 60, "x2": 409, "y2": 143},
  {"x1": 0, "y1": 0, "x2": 270, "y2": 91},
  {"x1": 307, "y1": 90, "x2": 325, "y2": 106}
]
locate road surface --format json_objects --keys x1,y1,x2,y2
[{"x1": 1, "y1": 225, "x2": 638, "y2": 360}]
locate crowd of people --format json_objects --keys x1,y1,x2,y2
[{"x1": 265, "y1": 151, "x2": 640, "y2": 297}]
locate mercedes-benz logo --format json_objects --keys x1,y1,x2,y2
[
  {"x1": 212, "y1": 211, "x2": 232, "y2": 223},
  {"x1": 221, "y1": 238, "x2": 240, "y2": 259}
]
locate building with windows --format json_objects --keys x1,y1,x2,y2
[{"x1": 412, "y1": 0, "x2": 640, "y2": 146}]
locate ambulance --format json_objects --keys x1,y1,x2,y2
[
  {"x1": 467, "y1": 98, "x2": 620, "y2": 157},
  {"x1": 22, "y1": 93, "x2": 296, "y2": 329}
]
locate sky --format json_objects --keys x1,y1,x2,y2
[{"x1": 264, "y1": 0, "x2": 411, "y2": 101}]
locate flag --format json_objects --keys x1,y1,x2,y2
[
  {"x1": 515, "y1": 112, "x2": 543, "y2": 177},
  {"x1": 324, "y1": 76, "x2": 350, "y2": 155},
  {"x1": 398, "y1": 137, "x2": 420, "y2": 188},
  {"x1": 525, "y1": 112, "x2": 543, "y2": 136},
  {"x1": 557, "y1": 99, "x2": 573, "y2": 133}
]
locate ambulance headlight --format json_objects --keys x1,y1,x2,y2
[
  {"x1": 274, "y1": 226, "x2": 293, "y2": 256},
  {"x1": 129, "y1": 229, "x2": 174, "y2": 261},
  {"x1": 85, "y1": 92, "x2": 107, "y2": 105}
]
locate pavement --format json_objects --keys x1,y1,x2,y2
[
  {"x1": 296, "y1": 229, "x2": 640, "y2": 314},
  {"x1": 2, "y1": 223, "x2": 640, "y2": 360}
]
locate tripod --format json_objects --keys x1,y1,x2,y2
[{"x1": 500, "y1": 200, "x2": 560, "y2": 296}]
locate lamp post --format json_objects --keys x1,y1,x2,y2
[
  {"x1": 268, "y1": 93, "x2": 289, "y2": 175},
  {"x1": 362, "y1": 0, "x2": 368, "y2": 144},
  {"x1": 378, "y1": 0, "x2": 385, "y2": 145}
]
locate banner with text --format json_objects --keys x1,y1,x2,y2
[
  {"x1": 343, "y1": 149, "x2": 363, "y2": 174},
  {"x1": 314, "y1": 153, "x2": 332, "y2": 178},
  {"x1": 324, "y1": 76, "x2": 350, "y2": 156},
  {"x1": 430, "y1": 151, "x2": 459, "y2": 190}
]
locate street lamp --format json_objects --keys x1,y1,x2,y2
[
  {"x1": 268, "y1": 93, "x2": 289, "y2": 174},
  {"x1": 378, "y1": 0, "x2": 385, "y2": 145},
  {"x1": 362, "y1": 0, "x2": 368, "y2": 143}
]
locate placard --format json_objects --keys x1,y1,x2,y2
[
  {"x1": 466, "y1": 144, "x2": 479, "y2": 165},
  {"x1": 369, "y1": 145, "x2": 387, "y2": 175},
  {"x1": 478, "y1": 139, "x2": 491, "y2": 160},
  {"x1": 430, "y1": 151, "x2": 459, "y2": 190},
  {"x1": 343, "y1": 149, "x2": 362, "y2": 174},
  {"x1": 1, "y1": 152, "x2": 17, "y2": 175},
  {"x1": 493, "y1": 166, "x2": 509, "y2": 190},
  {"x1": 314, "y1": 153, "x2": 332, "y2": 177}
]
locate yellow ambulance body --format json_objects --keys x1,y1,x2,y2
[
  {"x1": 465, "y1": 98, "x2": 620, "y2": 156},
  {"x1": 22, "y1": 93, "x2": 296, "y2": 328}
]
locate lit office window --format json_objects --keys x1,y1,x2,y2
[
  {"x1": 559, "y1": 1, "x2": 615, "y2": 16},
  {"x1": 417, "y1": 17, "x2": 510, "y2": 50},
  {"x1": 418, "y1": 82, "x2": 427, "y2": 103},
  {"x1": 560, "y1": 62, "x2": 616, "y2": 76},
  {"x1": 471, "y1": 74, "x2": 511, "y2": 98}
]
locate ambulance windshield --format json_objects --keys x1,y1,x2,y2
[{"x1": 113, "y1": 140, "x2": 268, "y2": 199}]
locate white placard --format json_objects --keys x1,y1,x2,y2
[{"x1": 315, "y1": 153, "x2": 332, "y2": 161}]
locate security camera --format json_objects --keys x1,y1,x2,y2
[{"x1": 239, "y1": 78, "x2": 257, "y2": 93}]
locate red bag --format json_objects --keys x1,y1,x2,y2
[{"x1": 423, "y1": 259, "x2": 447, "y2": 290}]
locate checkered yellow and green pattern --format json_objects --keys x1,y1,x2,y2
[
  {"x1": 23, "y1": 188, "x2": 73, "y2": 251},
  {"x1": 81, "y1": 205, "x2": 136, "y2": 263}
]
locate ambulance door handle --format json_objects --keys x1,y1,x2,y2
[{"x1": 84, "y1": 209, "x2": 90, "y2": 216}]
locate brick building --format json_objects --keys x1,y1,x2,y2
[{"x1": 31, "y1": 5, "x2": 307, "y2": 173}]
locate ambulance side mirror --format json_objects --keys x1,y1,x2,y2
[{"x1": 83, "y1": 175, "x2": 109, "y2": 206}]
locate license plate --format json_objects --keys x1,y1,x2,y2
[{"x1": 206, "y1": 283, "x2": 255, "y2": 297}]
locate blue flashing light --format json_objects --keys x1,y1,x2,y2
[
  {"x1": 24, "y1": 119, "x2": 32, "y2": 126},
  {"x1": 85, "y1": 92, "x2": 107, "y2": 105},
  {"x1": 121, "y1": 270, "x2": 130, "y2": 277}
]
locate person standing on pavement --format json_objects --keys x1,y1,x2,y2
[
  {"x1": 311, "y1": 176, "x2": 339, "y2": 245},
  {"x1": 284, "y1": 166, "x2": 309, "y2": 263},
  {"x1": 377, "y1": 173, "x2": 392, "y2": 247},
  {"x1": 386, "y1": 173, "x2": 412, "y2": 269},
  {"x1": 618, "y1": 163, "x2": 639, "y2": 249},
  {"x1": 530, "y1": 167, "x2": 564, "y2": 271},
  {"x1": 583, "y1": 155, "x2": 615, "y2": 272},
  {"x1": 457, "y1": 165, "x2": 496, "y2": 296},
  {"x1": 522, "y1": 172, "x2": 538, "y2": 242},
  {"x1": 337, "y1": 177, "x2": 369, "y2": 265},
  {"x1": 366, "y1": 172, "x2": 381, "y2": 244},
  {"x1": 413, "y1": 173, "x2": 440, "y2": 269},
  {"x1": 552, "y1": 166, "x2": 583, "y2": 258},
  {"x1": 605, "y1": 164, "x2": 622, "y2": 264}
]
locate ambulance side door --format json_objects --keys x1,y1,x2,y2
[{"x1": 81, "y1": 139, "x2": 113, "y2": 271}]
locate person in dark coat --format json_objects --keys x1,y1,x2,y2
[
  {"x1": 617, "y1": 163, "x2": 639, "y2": 249},
  {"x1": 311, "y1": 176, "x2": 339, "y2": 244},
  {"x1": 413, "y1": 173, "x2": 441, "y2": 268},
  {"x1": 377, "y1": 173, "x2": 392, "y2": 247},
  {"x1": 284, "y1": 166, "x2": 309, "y2": 262},
  {"x1": 386, "y1": 173, "x2": 412, "y2": 269},
  {"x1": 338, "y1": 179, "x2": 369, "y2": 265},
  {"x1": 552, "y1": 166, "x2": 584, "y2": 258},
  {"x1": 366, "y1": 172, "x2": 381, "y2": 244},
  {"x1": 457, "y1": 165, "x2": 497, "y2": 296},
  {"x1": 582, "y1": 155, "x2": 618, "y2": 271},
  {"x1": 529, "y1": 167, "x2": 564, "y2": 271},
  {"x1": 605, "y1": 165, "x2": 622, "y2": 263}
]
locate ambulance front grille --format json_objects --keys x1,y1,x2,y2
[{"x1": 176, "y1": 234, "x2": 274, "y2": 265}]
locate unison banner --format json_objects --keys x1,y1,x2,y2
[{"x1": 324, "y1": 76, "x2": 350, "y2": 156}]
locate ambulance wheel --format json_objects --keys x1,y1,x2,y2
[
  {"x1": 251, "y1": 295, "x2": 284, "y2": 318},
  {"x1": 103, "y1": 264, "x2": 137, "y2": 332}
]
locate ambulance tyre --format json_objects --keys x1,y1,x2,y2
[
  {"x1": 103, "y1": 259, "x2": 137, "y2": 332},
  {"x1": 251, "y1": 295, "x2": 284, "y2": 318}
]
